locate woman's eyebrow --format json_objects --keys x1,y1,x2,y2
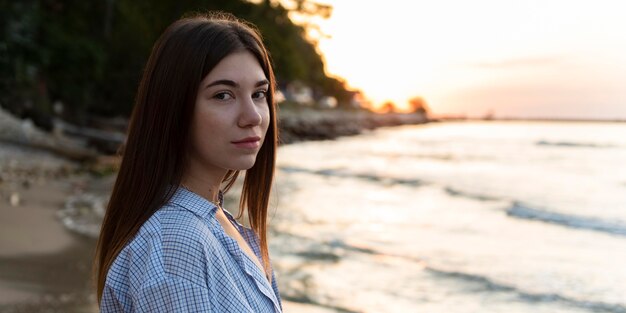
[
  {"x1": 205, "y1": 79, "x2": 269, "y2": 89},
  {"x1": 205, "y1": 79, "x2": 237, "y2": 89},
  {"x1": 255, "y1": 79, "x2": 269, "y2": 87}
]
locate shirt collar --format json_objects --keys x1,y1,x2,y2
[
  {"x1": 168, "y1": 185, "x2": 223, "y2": 219},
  {"x1": 168, "y1": 185, "x2": 249, "y2": 231}
]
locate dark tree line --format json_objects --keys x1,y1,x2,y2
[{"x1": 0, "y1": 0, "x2": 353, "y2": 128}]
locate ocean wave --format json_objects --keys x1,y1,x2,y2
[
  {"x1": 272, "y1": 231, "x2": 424, "y2": 264},
  {"x1": 444, "y1": 187, "x2": 501, "y2": 202},
  {"x1": 506, "y1": 202, "x2": 626, "y2": 237},
  {"x1": 536, "y1": 140, "x2": 616, "y2": 148},
  {"x1": 275, "y1": 230, "x2": 626, "y2": 312},
  {"x1": 429, "y1": 268, "x2": 626, "y2": 313},
  {"x1": 279, "y1": 166, "x2": 424, "y2": 186},
  {"x1": 56, "y1": 193, "x2": 106, "y2": 238}
]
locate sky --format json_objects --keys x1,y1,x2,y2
[{"x1": 293, "y1": 0, "x2": 626, "y2": 119}]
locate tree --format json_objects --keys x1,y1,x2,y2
[
  {"x1": 381, "y1": 101, "x2": 396, "y2": 113},
  {"x1": 0, "y1": 0, "x2": 351, "y2": 126},
  {"x1": 408, "y1": 96, "x2": 429, "y2": 114}
]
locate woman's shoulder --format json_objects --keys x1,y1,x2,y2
[
  {"x1": 131, "y1": 203, "x2": 219, "y2": 251},
  {"x1": 106, "y1": 204, "x2": 220, "y2": 291},
  {"x1": 151, "y1": 203, "x2": 218, "y2": 244}
]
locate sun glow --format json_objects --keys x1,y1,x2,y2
[{"x1": 298, "y1": 0, "x2": 626, "y2": 119}]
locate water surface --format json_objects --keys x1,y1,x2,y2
[{"x1": 271, "y1": 121, "x2": 626, "y2": 313}]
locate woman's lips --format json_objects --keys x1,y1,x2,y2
[{"x1": 231, "y1": 136, "x2": 261, "y2": 149}]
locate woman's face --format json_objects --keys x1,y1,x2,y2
[{"x1": 187, "y1": 51, "x2": 271, "y2": 174}]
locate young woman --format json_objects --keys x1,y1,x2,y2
[{"x1": 94, "y1": 13, "x2": 282, "y2": 312}]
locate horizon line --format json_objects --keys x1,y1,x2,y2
[{"x1": 431, "y1": 116, "x2": 626, "y2": 123}]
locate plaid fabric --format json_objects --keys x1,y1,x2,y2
[{"x1": 100, "y1": 187, "x2": 282, "y2": 313}]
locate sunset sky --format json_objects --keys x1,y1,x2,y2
[{"x1": 292, "y1": 0, "x2": 626, "y2": 119}]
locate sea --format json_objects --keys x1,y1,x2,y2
[{"x1": 269, "y1": 121, "x2": 626, "y2": 313}]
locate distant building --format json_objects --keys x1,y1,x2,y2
[
  {"x1": 317, "y1": 96, "x2": 338, "y2": 109},
  {"x1": 284, "y1": 81, "x2": 314, "y2": 105},
  {"x1": 348, "y1": 91, "x2": 367, "y2": 109},
  {"x1": 274, "y1": 90, "x2": 286, "y2": 103}
]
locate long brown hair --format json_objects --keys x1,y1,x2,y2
[{"x1": 93, "y1": 12, "x2": 277, "y2": 302}]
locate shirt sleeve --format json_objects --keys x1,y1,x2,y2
[
  {"x1": 100, "y1": 284, "x2": 128, "y2": 312},
  {"x1": 132, "y1": 276, "x2": 212, "y2": 313}
]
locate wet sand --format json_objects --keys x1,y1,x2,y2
[
  {"x1": 0, "y1": 142, "x2": 330, "y2": 312},
  {"x1": 0, "y1": 105, "x2": 431, "y2": 312},
  {"x1": 0, "y1": 173, "x2": 99, "y2": 312}
]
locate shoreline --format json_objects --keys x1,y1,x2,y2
[
  {"x1": 0, "y1": 107, "x2": 429, "y2": 312},
  {"x1": 0, "y1": 144, "x2": 99, "y2": 312},
  {"x1": 1, "y1": 106, "x2": 429, "y2": 159},
  {"x1": 0, "y1": 161, "x2": 341, "y2": 312},
  {"x1": 279, "y1": 108, "x2": 428, "y2": 144}
]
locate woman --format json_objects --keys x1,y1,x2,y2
[{"x1": 94, "y1": 12, "x2": 281, "y2": 312}]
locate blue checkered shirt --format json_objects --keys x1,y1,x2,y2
[{"x1": 100, "y1": 187, "x2": 282, "y2": 312}]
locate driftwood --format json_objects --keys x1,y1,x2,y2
[
  {"x1": 54, "y1": 119, "x2": 125, "y2": 155},
  {"x1": 0, "y1": 107, "x2": 99, "y2": 161}
]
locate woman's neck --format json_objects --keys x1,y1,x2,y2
[{"x1": 181, "y1": 173, "x2": 225, "y2": 203}]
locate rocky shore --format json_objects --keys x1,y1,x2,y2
[
  {"x1": 1, "y1": 106, "x2": 428, "y2": 158},
  {"x1": 0, "y1": 106, "x2": 428, "y2": 312},
  {"x1": 279, "y1": 108, "x2": 428, "y2": 144}
]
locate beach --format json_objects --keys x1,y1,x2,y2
[
  {"x1": 0, "y1": 142, "x2": 98, "y2": 312},
  {"x1": 2, "y1": 119, "x2": 624, "y2": 312},
  {"x1": 0, "y1": 106, "x2": 428, "y2": 312},
  {"x1": 0, "y1": 142, "x2": 335, "y2": 313}
]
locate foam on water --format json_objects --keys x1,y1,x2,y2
[{"x1": 507, "y1": 202, "x2": 626, "y2": 237}]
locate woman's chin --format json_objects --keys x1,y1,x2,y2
[{"x1": 227, "y1": 159, "x2": 258, "y2": 171}]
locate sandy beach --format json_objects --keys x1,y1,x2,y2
[
  {"x1": 0, "y1": 104, "x2": 428, "y2": 312},
  {"x1": 0, "y1": 142, "x2": 99, "y2": 312},
  {"x1": 3, "y1": 120, "x2": 625, "y2": 312},
  {"x1": 0, "y1": 141, "x2": 336, "y2": 312}
]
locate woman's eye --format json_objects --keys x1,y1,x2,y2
[
  {"x1": 213, "y1": 92, "x2": 233, "y2": 100},
  {"x1": 253, "y1": 90, "x2": 267, "y2": 99}
]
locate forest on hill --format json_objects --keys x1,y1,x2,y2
[{"x1": 0, "y1": 0, "x2": 353, "y2": 128}]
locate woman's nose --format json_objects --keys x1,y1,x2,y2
[{"x1": 238, "y1": 97, "x2": 262, "y2": 127}]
